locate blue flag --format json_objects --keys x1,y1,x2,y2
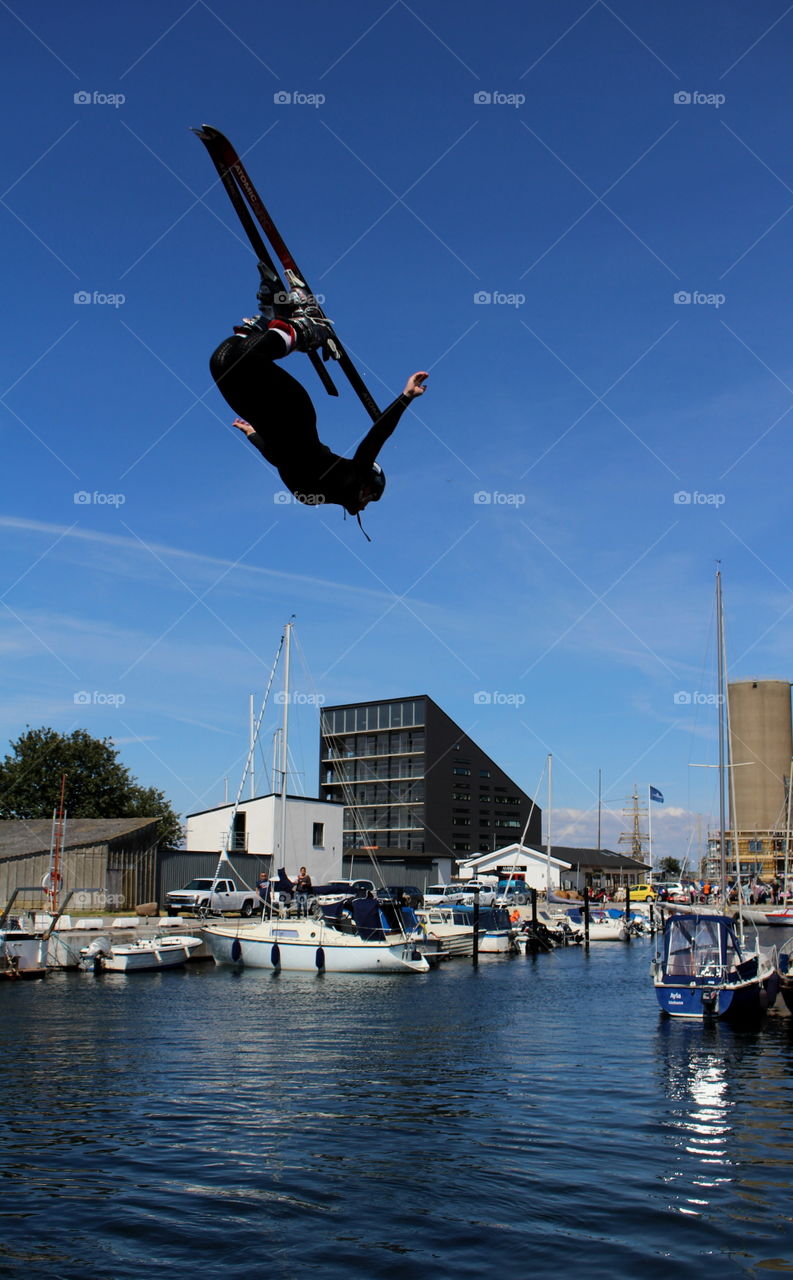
[{"x1": 650, "y1": 786, "x2": 664, "y2": 804}]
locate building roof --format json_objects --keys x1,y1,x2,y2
[
  {"x1": 460, "y1": 844, "x2": 572, "y2": 872},
  {"x1": 0, "y1": 818, "x2": 160, "y2": 859},
  {"x1": 553, "y1": 845, "x2": 650, "y2": 872},
  {"x1": 462, "y1": 843, "x2": 648, "y2": 873},
  {"x1": 185, "y1": 792, "x2": 342, "y2": 819}
]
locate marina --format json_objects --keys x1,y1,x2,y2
[{"x1": 3, "y1": 936, "x2": 793, "y2": 1279}]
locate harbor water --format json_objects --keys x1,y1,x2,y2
[{"x1": 2, "y1": 938, "x2": 793, "y2": 1278}]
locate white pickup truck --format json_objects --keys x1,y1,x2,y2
[{"x1": 165, "y1": 877, "x2": 258, "y2": 917}]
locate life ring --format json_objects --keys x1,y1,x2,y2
[{"x1": 42, "y1": 870, "x2": 63, "y2": 891}]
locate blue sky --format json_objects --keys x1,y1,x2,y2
[{"x1": 2, "y1": 0, "x2": 793, "y2": 866}]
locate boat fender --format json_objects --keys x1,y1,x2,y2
[
  {"x1": 315, "y1": 946, "x2": 325, "y2": 972},
  {"x1": 270, "y1": 943, "x2": 281, "y2": 971},
  {"x1": 231, "y1": 938, "x2": 242, "y2": 963}
]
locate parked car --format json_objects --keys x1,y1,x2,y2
[
  {"x1": 627, "y1": 883, "x2": 656, "y2": 902},
  {"x1": 652, "y1": 880, "x2": 685, "y2": 899},
  {"x1": 495, "y1": 888, "x2": 527, "y2": 908},
  {"x1": 461, "y1": 880, "x2": 497, "y2": 906},
  {"x1": 312, "y1": 880, "x2": 375, "y2": 909},
  {"x1": 424, "y1": 884, "x2": 467, "y2": 906},
  {"x1": 376, "y1": 884, "x2": 424, "y2": 908}
]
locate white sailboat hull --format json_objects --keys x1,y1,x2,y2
[{"x1": 204, "y1": 918, "x2": 429, "y2": 974}]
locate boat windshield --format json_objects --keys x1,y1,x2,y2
[{"x1": 663, "y1": 915, "x2": 741, "y2": 978}]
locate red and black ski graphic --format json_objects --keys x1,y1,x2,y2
[{"x1": 194, "y1": 124, "x2": 382, "y2": 422}]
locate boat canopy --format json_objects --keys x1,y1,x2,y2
[{"x1": 661, "y1": 913, "x2": 744, "y2": 983}]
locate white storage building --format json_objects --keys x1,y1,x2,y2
[{"x1": 184, "y1": 792, "x2": 343, "y2": 883}]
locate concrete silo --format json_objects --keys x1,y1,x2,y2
[{"x1": 728, "y1": 679, "x2": 792, "y2": 831}]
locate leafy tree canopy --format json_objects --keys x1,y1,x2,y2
[
  {"x1": 657, "y1": 856, "x2": 681, "y2": 877},
  {"x1": 0, "y1": 727, "x2": 182, "y2": 847}
]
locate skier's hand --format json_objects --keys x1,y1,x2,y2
[
  {"x1": 232, "y1": 418, "x2": 255, "y2": 437},
  {"x1": 403, "y1": 371, "x2": 429, "y2": 399}
]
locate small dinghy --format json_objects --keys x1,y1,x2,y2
[{"x1": 80, "y1": 934, "x2": 203, "y2": 973}]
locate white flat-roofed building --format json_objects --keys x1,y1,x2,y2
[{"x1": 185, "y1": 793, "x2": 343, "y2": 882}]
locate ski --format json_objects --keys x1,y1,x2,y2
[
  {"x1": 193, "y1": 126, "x2": 339, "y2": 402},
  {"x1": 194, "y1": 124, "x2": 382, "y2": 422}
]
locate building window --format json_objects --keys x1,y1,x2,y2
[
  {"x1": 480, "y1": 769, "x2": 490, "y2": 778},
  {"x1": 453, "y1": 766, "x2": 471, "y2": 776},
  {"x1": 453, "y1": 841, "x2": 471, "y2": 852},
  {"x1": 312, "y1": 822, "x2": 324, "y2": 847}
]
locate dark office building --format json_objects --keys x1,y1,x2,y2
[{"x1": 319, "y1": 695, "x2": 540, "y2": 873}]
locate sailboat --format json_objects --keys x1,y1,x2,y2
[
  {"x1": 202, "y1": 621, "x2": 430, "y2": 975},
  {"x1": 652, "y1": 570, "x2": 777, "y2": 1020}
]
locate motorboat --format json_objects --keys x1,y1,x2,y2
[
  {"x1": 774, "y1": 937, "x2": 793, "y2": 1014},
  {"x1": 564, "y1": 907, "x2": 631, "y2": 941},
  {"x1": 79, "y1": 933, "x2": 204, "y2": 972},
  {"x1": 0, "y1": 919, "x2": 48, "y2": 979},
  {"x1": 652, "y1": 912, "x2": 777, "y2": 1021},
  {"x1": 415, "y1": 905, "x2": 516, "y2": 956}
]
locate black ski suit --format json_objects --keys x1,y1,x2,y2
[{"x1": 209, "y1": 329, "x2": 410, "y2": 513}]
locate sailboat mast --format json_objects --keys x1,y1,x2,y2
[
  {"x1": 249, "y1": 694, "x2": 255, "y2": 800},
  {"x1": 784, "y1": 759, "x2": 793, "y2": 901},
  {"x1": 546, "y1": 753, "x2": 552, "y2": 898},
  {"x1": 716, "y1": 568, "x2": 727, "y2": 898},
  {"x1": 279, "y1": 620, "x2": 292, "y2": 867},
  {"x1": 48, "y1": 772, "x2": 67, "y2": 913}
]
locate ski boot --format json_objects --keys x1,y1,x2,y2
[{"x1": 275, "y1": 287, "x2": 334, "y2": 353}]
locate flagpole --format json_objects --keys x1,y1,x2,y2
[{"x1": 648, "y1": 784, "x2": 652, "y2": 874}]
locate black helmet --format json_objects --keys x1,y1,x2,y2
[{"x1": 365, "y1": 462, "x2": 386, "y2": 502}]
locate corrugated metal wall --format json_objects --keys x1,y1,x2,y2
[
  {"x1": 0, "y1": 829, "x2": 160, "y2": 912},
  {"x1": 156, "y1": 849, "x2": 273, "y2": 899}
]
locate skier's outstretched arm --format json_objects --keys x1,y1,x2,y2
[{"x1": 352, "y1": 372, "x2": 428, "y2": 472}]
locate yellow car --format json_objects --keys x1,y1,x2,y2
[{"x1": 628, "y1": 883, "x2": 656, "y2": 902}]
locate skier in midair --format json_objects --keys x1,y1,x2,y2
[{"x1": 209, "y1": 274, "x2": 428, "y2": 534}]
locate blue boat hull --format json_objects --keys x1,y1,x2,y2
[{"x1": 654, "y1": 976, "x2": 770, "y2": 1020}]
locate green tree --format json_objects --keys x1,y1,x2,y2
[
  {"x1": 657, "y1": 856, "x2": 681, "y2": 877},
  {"x1": 0, "y1": 727, "x2": 182, "y2": 847}
]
